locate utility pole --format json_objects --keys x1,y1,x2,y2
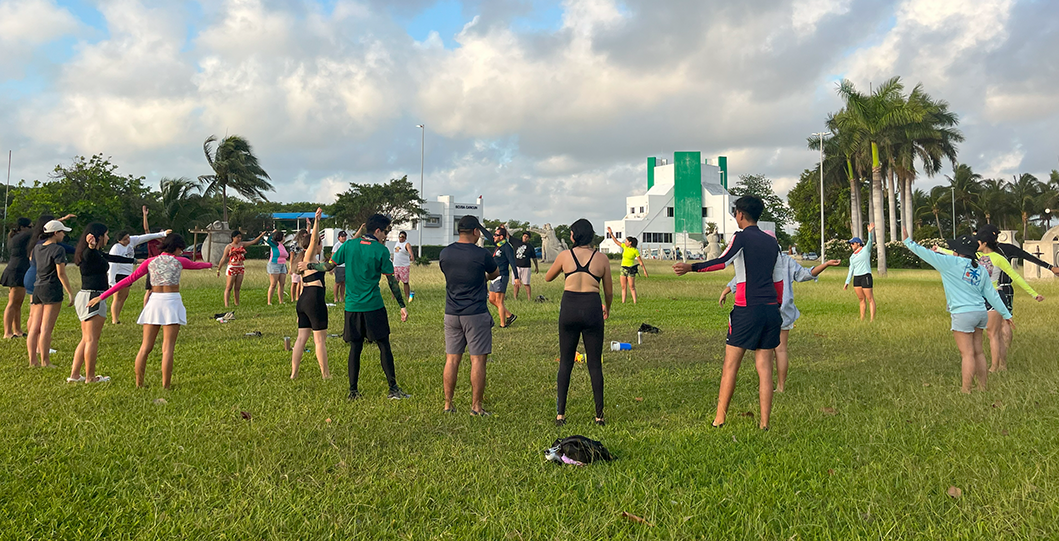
[
  {"x1": 812, "y1": 132, "x2": 831, "y2": 259},
  {"x1": 2, "y1": 151, "x2": 11, "y2": 260},
  {"x1": 416, "y1": 124, "x2": 425, "y2": 258}
]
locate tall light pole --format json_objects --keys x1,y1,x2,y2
[
  {"x1": 416, "y1": 124, "x2": 425, "y2": 258},
  {"x1": 2, "y1": 150, "x2": 11, "y2": 260},
  {"x1": 812, "y1": 132, "x2": 831, "y2": 260},
  {"x1": 951, "y1": 186, "x2": 956, "y2": 238}
]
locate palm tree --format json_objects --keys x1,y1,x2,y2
[
  {"x1": 944, "y1": 164, "x2": 982, "y2": 227},
  {"x1": 160, "y1": 177, "x2": 216, "y2": 235},
  {"x1": 917, "y1": 186, "x2": 951, "y2": 235},
  {"x1": 978, "y1": 178, "x2": 1011, "y2": 227},
  {"x1": 835, "y1": 77, "x2": 922, "y2": 274},
  {"x1": 199, "y1": 135, "x2": 274, "y2": 223},
  {"x1": 808, "y1": 124, "x2": 864, "y2": 238},
  {"x1": 1009, "y1": 173, "x2": 1042, "y2": 241}
]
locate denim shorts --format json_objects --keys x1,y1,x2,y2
[
  {"x1": 950, "y1": 311, "x2": 989, "y2": 333},
  {"x1": 266, "y1": 262, "x2": 287, "y2": 274}
]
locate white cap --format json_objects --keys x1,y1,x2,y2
[{"x1": 43, "y1": 220, "x2": 71, "y2": 233}]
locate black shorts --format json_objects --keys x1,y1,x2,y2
[
  {"x1": 344, "y1": 307, "x2": 390, "y2": 343},
  {"x1": 985, "y1": 287, "x2": 1015, "y2": 314},
  {"x1": 31, "y1": 282, "x2": 64, "y2": 305},
  {"x1": 852, "y1": 273, "x2": 873, "y2": 288},
  {"x1": 145, "y1": 273, "x2": 152, "y2": 290},
  {"x1": 726, "y1": 305, "x2": 782, "y2": 350},
  {"x1": 115, "y1": 274, "x2": 129, "y2": 284},
  {"x1": 297, "y1": 286, "x2": 329, "y2": 331}
]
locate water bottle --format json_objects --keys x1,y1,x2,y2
[
  {"x1": 283, "y1": 337, "x2": 291, "y2": 351},
  {"x1": 637, "y1": 331, "x2": 643, "y2": 344},
  {"x1": 610, "y1": 341, "x2": 632, "y2": 351}
]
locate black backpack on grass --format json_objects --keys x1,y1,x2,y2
[{"x1": 545, "y1": 435, "x2": 615, "y2": 465}]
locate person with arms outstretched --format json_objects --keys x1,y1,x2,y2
[
  {"x1": 844, "y1": 224, "x2": 876, "y2": 321},
  {"x1": 607, "y1": 226, "x2": 648, "y2": 304}
]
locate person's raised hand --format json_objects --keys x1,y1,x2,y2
[
  {"x1": 315, "y1": 207, "x2": 323, "y2": 220},
  {"x1": 673, "y1": 262, "x2": 692, "y2": 276},
  {"x1": 61, "y1": 214, "x2": 76, "y2": 221},
  {"x1": 868, "y1": 223, "x2": 875, "y2": 233},
  {"x1": 164, "y1": 229, "x2": 173, "y2": 236},
  {"x1": 400, "y1": 307, "x2": 408, "y2": 322},
  {"x1": 1035, "y1": 295, "x2": 1045, "y2": 302},
  {"x1": 826, "y1": 259, "x2": 841, "y2": 266}
]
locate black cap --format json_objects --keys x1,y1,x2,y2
[
  {"x1": 458, "y1": 215, "x2": 482, "y2": 232},
  {"x1": 976, "y1": 224, "x2": 1000, "y2": 243},
  {"x1": 947, "y1": 235, "x2": 978, "y2": 258}
]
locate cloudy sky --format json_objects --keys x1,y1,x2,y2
[{"x1": 2, "y1": 0, "x2": 1057, "y2": 227}]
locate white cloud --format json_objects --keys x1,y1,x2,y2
[
  {"x1": 0, "y1": 0, "x2": 80, "y2": 45},
  {"x1": 791, "y1": 0, "x2": 852, "y2": 37}
]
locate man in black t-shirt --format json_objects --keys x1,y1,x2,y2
[
  {"x1": 512, "y1": 232, "x2": 539, "y2": 301},
  {"x1": 439, "y1": 216, "x2": 500, "y2": 416}
]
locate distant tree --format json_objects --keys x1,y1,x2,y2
[
  {"x1": 331, "y1": 176, "x2": 425, "y2": 229},
  {"x1": 159, "y1": 177, "x2": 216, "y2": 237},
  {"x1": 7, "y1": 154, "x2": 157, "y2": 234},
  {"x1": 1009, "y1": 173, "x2": 1042, "y2": 241},
  {"x1": 199, "y1": 135, "x2": 274, "y2": 223},
  {"x1": 728, "y1": 174, "x2": 794, "y2": 230},
  {"x1": 787, "y1": 166, "x2": 851, "y2": 254}
]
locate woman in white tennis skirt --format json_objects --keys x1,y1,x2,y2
[{"x1": 90, "y1": 234, "x2": 212, "y2": 389}]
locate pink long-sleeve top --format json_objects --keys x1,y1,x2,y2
[{"x1": 98, "y1": 254, "x2": 212, "y2": 301}]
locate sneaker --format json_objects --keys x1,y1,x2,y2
[
  {"x1": 505, "y1": 314, "x2": 517, "y2": 327},
  {"x1": 347, "y1": 390, "x2": 361, "y2": 401},
  {"x1": 387, "y1": 388, "x2": 411, "y2": 400}
]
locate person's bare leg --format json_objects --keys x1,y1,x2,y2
[
  {"x1": 755, "y1": 348, "x2": 775, "y2": 429},
  {"x1": 403, "y1": 281, "x2": 410, "y2": 299},
  {"x1": 267, "y1": 275, "x2": 276, "y2": 305},
  {"x1": 84, "y1": 316, "x2": 105, "y2": 381},
  {"x1": 135, "y1": 325, "x2": 161, "y2": 387},
  {"x1": 277, "y1": 274, "x2": 285, "y2": 304},
  {"x1": 443, "y1": 353, "x2": 462, "y2": 411},
  {"x1": 619, "y1": 275, "x2": 628, "y2": 303},
  {"x1": 973, "y1": 328, "x2": 988, "y2": 391},
  {"x1": 714, "y1": 345, "x2": 746, "y2": 426},
  {"x1": 38, "y1": 303, "x2": 62, "y2": 367},
  {"x1": 233, "y1": 274, "x2": 244, "y2": 306},
  {"x1": 313, "y1": 330, "x2": 329, "y2": 378},
  {"x1": 290, "y1": 328, "x2": 311, "y2": 378},
  {"x1": 4, "y1": 287, "x2": 26, "y2": 337},
  {"x1": 865, "y1": 289, "x2": 877, "y2": 321},
  {"x1": 513, "y1": 281, "x2": 521, "y2": 300},
  {"x1": 774, "y1": 329, "x2": 790, "y2": 392},
  {"x1": 470, "y1": 354, "x2": 488, "y2": 413},
  {"x1": 986, "y1": 312, "x2": 1003, "y2": 372},
  {"x1": 71, "y1": 318, "x2": 91, "y2": 379},
  {"x1": 525, "y1": 284, "x2": 532, "y2": 302},
  {"x1": 854, "y1": 287, "x2": 866, "y2": 320},
  {"x1": 26, "y1": 303, "x2": 42, "y2": 366},
  {"x1": 630, "y1": 275, "x2": 638, "y2": 304},
  {"x1": 497, "y1": 293, "x2": 509, "y2": 324},
  {"x1": 999, "y1": 317, "x2": 1013, "y2": 371},
  {"x1": 111, "y1": 287, "x2": 129, "y2": 324},
  {"x1": 224, "y1": 274, "x2": 234, "y2": 307},
  {"x1": 160, "y1": 324, "x2": 179, "y2": 389},
  {"x1": 953, "y1": 331, "x2": 976, "y2": 394}
]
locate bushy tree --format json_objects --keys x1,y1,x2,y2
[
  {"x1": 331, "y1": 176, "x2": 425, "y2": 229},
  {"x1": 728, "y1": 174, "x2": 794, "y2": 230}
]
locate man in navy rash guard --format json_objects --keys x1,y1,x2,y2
[{"x1": 674, "y1": 195, "x2": 780, "y2": 430}]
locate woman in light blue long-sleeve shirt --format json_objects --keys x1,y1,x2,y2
[
  {"x1": 843, "y1": 223, "x2": 876, "y2": 321},
  {"x1": 902, "y1": 227, "x2": 1012, "y2": 394}
]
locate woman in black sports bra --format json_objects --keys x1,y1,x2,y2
[
  {"x1": 544, "y1": 218, "x2": 614, "y2": 426},
  {"x1": 291, "y1": 208, "x2": 331, "y2": 379}
]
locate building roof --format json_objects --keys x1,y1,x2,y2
[{"x1": 271, "y1": 212, "x2": 332, "y2": 220}]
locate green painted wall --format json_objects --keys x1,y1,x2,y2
[
  {"x1": 647, "y1": 157, "x2": 656, "y2": 190},
  {"x1": 674, "y1": 151, "x2": 703, "y2": 239},
  {"x1": 718, "y1": 156, "x2": 728, "y2": 189}
]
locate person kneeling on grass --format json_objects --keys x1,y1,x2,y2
[
  {"x1": 440, "y1": 216, "x2": 500, "y2": 416},
  {"x1": 902, "y1": 228, "x2": 1012, "y2": 394},
  {"x1": 720, "y1": 230, "x2": 841, "y2": 392},
  {"x1": 89, "y1": 234, "x2": 213, "y2": 389},
  {"x1": 301, "y1": 214, "x2": 410, "y2": 400}
]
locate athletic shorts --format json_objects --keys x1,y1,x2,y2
[
  {"x1": 726, "y1": 304, "x2": 782, "y2": 350},
  {"x1": 114, "y1": 274, "x2": 129, "y2": 285},
  {"x1": 951, "y1": 311, "x2": 989, "y2": 333},
  {"x1": 394, "y1": 265, "x2": 410, "y2": 284},
  {"x1": 444, "y1": 312, "x2": 494, "y2": 355},
  {"x1": 488, "y1": 273, "x2": 509, "y2": 294},
  {"x1": 291, "y1": 273, "x2": 301, "y2": 284},
  {"x1": 31, "y1": 282, "x2": 63, "y2": 305},
  {"x1": 344, "y1": 307, "x2": 390, "y2": 343},
  {"x1": 985, "y1": 287, "x2": 1015, "y2": 314},
  {"x1": 266, "y1": 262, "x2": 287, "y2": 275},
  {"x1": 296, "y1": 286, "x2": 328, "y2": 331},
  {"x1": 334, "y1": 266, "x2": 346, "y2": 283},
  {"x1": 74, "y1": 290, "x2": 106, "y2": 321},
  {"x1": 852, "y1": 273, "x2": 873, "y2": 288},
  {"x1": 621, "y1": 265, "x2": 639, "y2": 277},
  {"x1": 516, "y1": 267, "x2": 531, "y2": 284}
]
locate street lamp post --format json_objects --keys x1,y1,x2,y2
[
  {"x1": 812, "y1": 132, "x2": 831, "y2": 260},
  {"x1": 951, "y1": 186, "x2": 956, "y2": 238},
  {"x1": 416, "y1": 124, "x2": 425, "y2": 258},
  {"x1": 2, "y1": 151, "x2": 11, "y2": 261}
]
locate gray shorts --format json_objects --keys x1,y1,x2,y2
[
  {"x1": 444, "y1": 312, "x2": 494, "y2": 355},
  {"x1": 334, "y1": 266, "x2": 346, "y2": 283},
  {"x1": 516, "y1": 267, "x2": 531, "y2": 284},
  {"x1": 488, "y1": 274, "x2": 509, "y2": 294},
  {"x1": 951, "y1": 311, "x2": 989, "y2": 333},
  {"x1": 266, "y1": 262, "x2": 287, "y2": 274}
]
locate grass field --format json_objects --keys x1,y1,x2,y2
[{"x1": 2, "y1": 259, "x2": 1058, "y2": 539}]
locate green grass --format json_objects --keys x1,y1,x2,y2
[{"x1": 2, "y1": 260, "x2": 1058, "y2": 539}]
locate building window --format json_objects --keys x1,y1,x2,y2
[
  {"x1": 642, "y1": 232, "x2": 674, "y2": 243},
  {"x1": 630, "y1": 207, "x2": 635, "y2": 215},
  {"x1": 667, "y1": 207, "x2": 674, "y2": 217},
  {"x1": 424, "y1": 214, "x2": 442, "y2": 228},
  {"x1": 639, "y1": 206, "x2": 645, "y2": 214},
  {"x1": 702, "y1": 207, "x2": 710, "y2": 217}
]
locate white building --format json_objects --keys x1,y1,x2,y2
[
  {"x1": 602, "y1": 152, "x2": 741, "y2": 258},
  {"x1": 387, "y1": 195, "x2": 485, "y2": 248}
]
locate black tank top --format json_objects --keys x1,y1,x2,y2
[
  {"x1": 303, "y1": 270, "x2": 326, "y2": 284},
  {"x1": 564, "y1": 249, "x2": 603, "y2": 282}
]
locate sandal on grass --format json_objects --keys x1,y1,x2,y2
[{"x1": 66, "y1": 376, "x2": 85, "y2": 383}]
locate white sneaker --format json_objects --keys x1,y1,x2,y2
[{"x1": 66, "y1": 376, "x2": 85, "y2": 383}]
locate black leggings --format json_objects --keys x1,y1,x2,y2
[
  {"x1": 348, "y1": 339, "x2": 397, "y2": 393},
  {"x1": 557, "y1": 290, "x2": 605, "y2": 418}
]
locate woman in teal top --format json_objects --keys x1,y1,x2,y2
[
  {"x1": 903, "y1": 228, "x2": 1012, "y2": 394},
  {"x1": 264, "y1": 230, "x2": 289, "y2": 306},
  {"x1": 843, "y1": 223, "x2": 876, "y2": 321}
]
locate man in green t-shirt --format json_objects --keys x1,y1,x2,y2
[{"x1": 301, "y1": 213, "x2": 410, "y2": 400}]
